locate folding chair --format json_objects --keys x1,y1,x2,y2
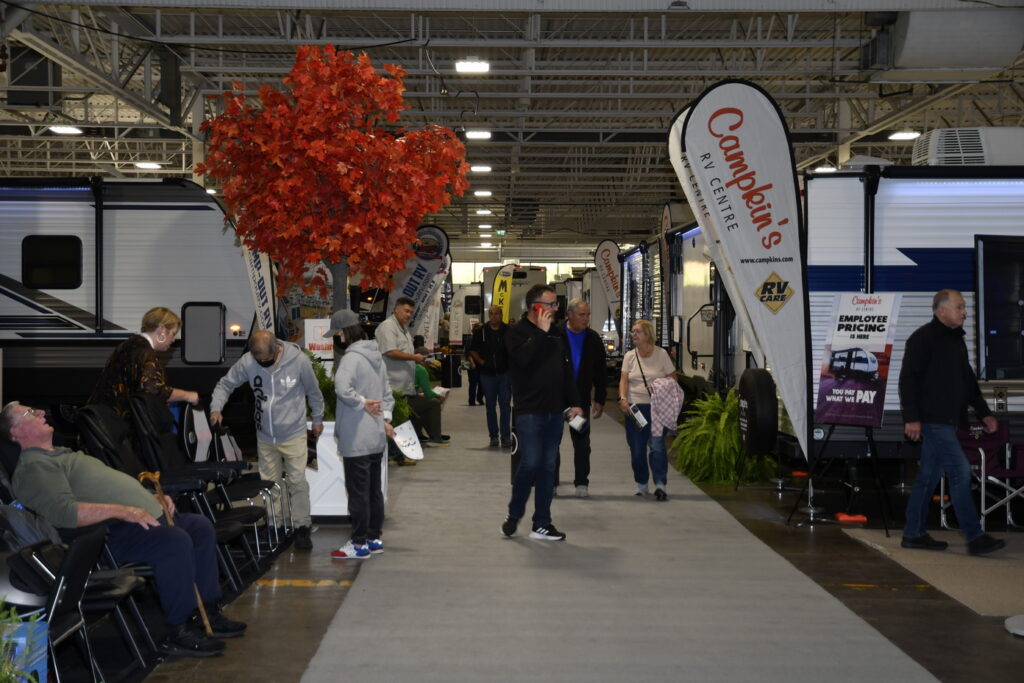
[{"x1": 941, "y1": 421, "x2": 1017, "y2": 532}]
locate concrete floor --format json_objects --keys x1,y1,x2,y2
[{"x1": 140, "y1": 388, "x2": 1024, "y2": 683}]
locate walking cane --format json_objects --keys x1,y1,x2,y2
[{"x1": 137, "y1": 471, "x2": 214, "y2": 636}]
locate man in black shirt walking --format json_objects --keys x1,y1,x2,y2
[
  {"x1": 899, "y1": 289, "x2": 1004, "y2": 555},
  {"x1": 500, "y1": 285, "x2": 583, "y2": 541},
  {"x1": 470, "y1": 305, "x2": 512, "y2": 448}
]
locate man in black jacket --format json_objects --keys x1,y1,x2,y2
[
  {"x1": 899, "y1": 289, "x2": 1004, "y2": 555},
  {"x1": 470, "y1": 306, "x2": 512, "y2": 448},
  {"x1": 500, "y1": 285, "x2": 582, "y2": 542},
  {"x1": 556, "y1": 298, "x2": 607, "y2": 498}
]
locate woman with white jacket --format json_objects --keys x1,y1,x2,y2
[{"x1": 326, "y1": 309, "x2": 395, "y2": 560}]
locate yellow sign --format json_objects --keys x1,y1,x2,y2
[
  {"x1": 492, "y1": 265, "x2": 514, "y2": 323},
  {"x1": 754, "y1": 272, "x2": 793, "y2": 314}
]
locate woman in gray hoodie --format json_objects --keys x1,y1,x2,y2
[{"x1": 327, "y1": 310, "x2": 394, "y2": 560}]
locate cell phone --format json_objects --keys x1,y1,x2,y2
[
  {"x1": 531, "y1": 303, "x2": 546, "y2": 317},
  {"x1": 628, "y1": 403, "x2": 648, "y2": 428}
]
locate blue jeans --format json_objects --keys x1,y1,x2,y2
[
  {"x1": 467, "y1": 368, "x2": 484, "y2": 404},
  {"x1": 508, "y1": 412, "x2": 564, "y2": 526},
  {"x1": 479, "y1": 372, "x2": 511, "y2": 440},
  {"x1": 903, "y1": 423, "x2": 982, "y2": 541},
  {"x1": 624, "y1": 403, "x2": 668, "y2": 488}
]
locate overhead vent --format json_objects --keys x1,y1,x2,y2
[{"x1": 912, "y1": 128, "x2": 1024, "y2": 166}]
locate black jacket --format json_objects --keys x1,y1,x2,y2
[
  {"x1": 470, "y1": 322, "x2": 509, "y2": 374},
  {"x1": 506, "y1": 316, "x2": 581, "y2": 415},
  {"x1": 560, "y1": 323, "x2": 607, "y2": 407},
  {"x1": 898, "y1": 316, "x2": 991, "y2": 426}
]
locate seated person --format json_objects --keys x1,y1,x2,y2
[
  {"x1": 411, "y1": 363, "x2": 448, "y2": 446},
  {"x1": 413, "y1": 335, "x2": 430, "y2": 357},
  {"x1": 0, "y1": 400, "x2": 246, "y2": 658}
]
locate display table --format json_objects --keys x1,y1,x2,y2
[{"x1": 305, "y1": 422, "x2": 388, "y2": 517}]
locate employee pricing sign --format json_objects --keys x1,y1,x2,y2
[
  {"x1": 814, "y1": 293, "x2": 901, "y2": 428},
  {"x1": 669, "y1": 79, "x2": 810, "y2": 457}
]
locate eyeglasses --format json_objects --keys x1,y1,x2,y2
[
  {"x1": 10, "y1": 406, "x2": 39, "y2": 428},
  {"x1": 534, "y1": 301, "x2": 558, "y2": 308}
]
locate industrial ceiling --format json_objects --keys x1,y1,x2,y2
[{"x1": 2, "y1": 1, "x2": 1023, "y2": 260}]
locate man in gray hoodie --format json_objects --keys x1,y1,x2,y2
[{"x1": 210, "y1": 331, "x2": 324, "y2": 549}]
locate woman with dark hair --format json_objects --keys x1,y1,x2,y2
[
  {"x1": 328, "y1": 309, "x2": 394, "y2": 560},
  {"x1": 89, "y1": 306, "x2": 200, "y2": 418}
]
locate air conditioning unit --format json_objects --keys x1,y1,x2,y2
[{"x1": 912, "y1": 127, "x2": 1024, "y2": 166}]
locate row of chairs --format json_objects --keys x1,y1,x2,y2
[{"x1": 939, "y1": 420, "x2": 1024, "y2": 531}]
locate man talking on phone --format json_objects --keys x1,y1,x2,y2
[{"x1": 500, "y1": 284, "x2": 583, "y2": 542}]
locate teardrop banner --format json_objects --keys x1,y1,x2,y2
[
  {"x1": 668, "y1": 80, "x2": 811, "y2": 459},
  {"x1": 390, "y1": 224, "x2": 449, "y2": 330},
  {"x1": 491, "y1": 263, "x2": 515, "y2": 324}
]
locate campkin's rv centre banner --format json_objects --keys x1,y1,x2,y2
[{"x1": 668, "y1": 79, "x2": 811, "y2": 458}]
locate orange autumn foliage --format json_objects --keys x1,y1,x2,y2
[{"x1": 196, "y1": 45, "x2": 468, "y2": 293}]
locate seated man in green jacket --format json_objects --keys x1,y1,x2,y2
[{"x1": 1, "y1": 400, "x2": 246, "y2": 658}]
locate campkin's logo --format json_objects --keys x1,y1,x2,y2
[{"x1": 755, "y1": 272, "x2": 793, "y2": 314}]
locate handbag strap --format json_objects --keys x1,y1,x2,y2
[{"x1": 635, "y1": 349, "x2": 653, "y2": 397}]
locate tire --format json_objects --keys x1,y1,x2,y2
[{"x1": 737, "y1": 368, "x2": 778, "y2": 455}]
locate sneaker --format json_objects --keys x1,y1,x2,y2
[
  {"x1": 575, "y1": 485, "x2": 589, "y2": 498},
  {"x1": 160, "y1": 624, "x2": 225, "y2": 658},
  {"x1": 193, "y1": 607, "x2": 247, "y2": 639},
  {"x1": 900, "y1": 533, "x2": 948, "y2": 551},
  {"x1": 489, "y1": 437, "x2": 499, "y2": 448},
  {"x1": 425, "y1": 439, "x2": 450, "y2": 447},
  {"x1": 367, "y1": 538, "x2": 384, "y2": 554},
  {"x1": 294, "y1": 525, "x2": 313, "y2": 550},
  {"x1": 529, "y1": 524, "x2": 567, "y2": 541},
  {"x1": 635, "y1": 484, "x2": 649, "y2": 496},
  {"x1": 331, "y1": 541, "x2": 371, "y2": 559},
  {"x1": 397, "y1": 457, "x2": 417, "y2": 466},
  {"x1": 967, "y1": 533, "x2": 1006, "y2": 556},
  {"x1": 501, "y1": 514, "x2": 519, "y2": 538},
  {"x1": 500, "y1": 438, "x2": 513, "y2": 449},
  {"x1": 654, "y1": 487, "x2": 668, "y2": 502}
]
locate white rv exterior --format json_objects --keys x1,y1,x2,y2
[{"x1": 448, "y1": 282, "x2": 483, "y2": 346}]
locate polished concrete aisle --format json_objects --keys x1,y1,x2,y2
[{"x1": 302, "y1": 392, "x2": 936, "y2": 683}]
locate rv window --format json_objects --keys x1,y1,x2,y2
[
  {"x1": 22, "y1": 236, "x2": 82, "y2": 289},
  {"x1": 465, "y1": 295, "x2": 482, "y2": 316}
]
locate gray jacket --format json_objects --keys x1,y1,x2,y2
[
  {"x1": 334, "y1": 340, "x2": 395, "y2": 458},
  {"x1": 210, "y1": 341, "x2": 324, "y2": 444}
]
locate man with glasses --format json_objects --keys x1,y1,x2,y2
[
  {"x1": 500, "y1": 285, "x2": 583, "y2": 542},
  {"x1": 0, "y1": 400, "x2": 245, "y2": 657},
  {"x1": 210, "y1": 330, "x2": 325, "y2": 550}
]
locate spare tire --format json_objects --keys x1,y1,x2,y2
[{"x1": 738, "y1": 368, "x2": 778, "y2": 455}]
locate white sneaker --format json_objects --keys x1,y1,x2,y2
[
  {"x1": 575, "y1": 485, "x2": 589, "y2": 498},
  {"x1": 330, "y1": 541, "x2": 370, "y2": 559},
  {"x1": 635, "y1": 483, "x2": 649, "y2": 496}
]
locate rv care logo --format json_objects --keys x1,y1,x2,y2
[{"x1": 755, "y1": 272, "x2": 793, "y2": 314}]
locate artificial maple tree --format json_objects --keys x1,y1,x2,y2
[{"x1": 196, "y1": 45, "x2": 468, "y2": 292}]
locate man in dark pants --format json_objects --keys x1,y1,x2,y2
[
  {"x1": 556, "y1": 298, "x2": 607, "y2": 498},
  {"x1": 1, "y1": 400, "x2": 246, "y2": 657},
  {"x1": 465, "y1": 321, "x2": 485, "y2": 406},
  {"x1": 899, "y1": 289, "x2": 1005, "y2": 555},
  {"x1": 470, "y1": 305, "x2": 512, "y2": 448},
  {"x1": 500, "y1": 285, "x2": 583, "y2": 542}
]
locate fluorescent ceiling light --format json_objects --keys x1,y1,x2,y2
[
  {"x1": 480, "y1": 233, "x2": 492, "y2": 238},
  {"x1": 888, "y1": 129, "x2": 921, "y2": 141},
  {"x1": 206, "y1": 188, "x2": 217, "y2": 195},
  {"x1": 480, "y1": 242, "x2": 492, "y2": 248},
  {"x1": 133, "y1": 162, "x2": 162, "y2": 170},
  {"x1": 813, "y1": 164, "x2": 837, "y2": 173},
  {"x1": 455, "y1": 59, "x2": 490, "y2": 74},
  {"x1": 473, "y1": 190, "x2": 492, "y2": 197},
  {"x1": 465, "y1": 130, "x2": 491, "y2": 140},
  {"x1": 48, "y1": 125, "x2": 83, "y2": 135},
  {"x1": 470, "y1": 165, "x2": 492, "y2": 173},
  {"x1": 478, "y1": 224, "x2": 492, "y2": 229},
  {"x1": 475, "y1": 209, "x2": 493, "y2": 215}
]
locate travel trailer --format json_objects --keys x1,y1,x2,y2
[
  {"x1": 448, "y1": 282, "x2": 483, "y2": 347},
  {"x1": 0, "y1": 177, "x2": 261, "y2": 407}
]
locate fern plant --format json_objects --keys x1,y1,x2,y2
[
  {"x1": 670, "y1": 388, "x2": 772, "y2": 484},
  {"x1": 305, "y1": 351, "x2": 336, "y2": 421}
]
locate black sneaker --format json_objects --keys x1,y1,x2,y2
[
  {"x1": 500, "y1": 515, "x2": 519, "y2": 538},
  {"x1": 654, "y1": 488, "x2": 668, "y2": 502},
  {"x1": 161, "y1": 624, "x2": 225, "y2": 658},
  {"x1": 295, "y1": 525, "x2": 313, "y2": 550},
  {"x1": 193, "y1": 607, "x2": 247, "y2": 639},
  {"x1": 967, "y1": 533, "x2": 1006, "y2": 556},
  {"x1": 489, "y1": 437, "x2": 499, "y2": 448},
  {"x1": 500, "y1": 438, "x2": 513, "y2": 449},
  {"x1": 529, "y1": 524, "x2": 566, "y2": 541},
  {"x1": 900, "y1": 533, "x2": 948, "y2": 551}
]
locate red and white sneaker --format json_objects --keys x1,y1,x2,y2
[{"x1": 330, "y1": 540, "x2": 370, "y2": 559}]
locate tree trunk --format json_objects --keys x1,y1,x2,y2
[{"x1": 326, "y1": 259, "x2": 349, "y2": 312}]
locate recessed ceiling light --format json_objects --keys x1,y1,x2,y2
[
  {"x1": 455, "y1": 59, "x2": 490, "y2": 74},
  {"x1": 888, "y1": 129, "x2": 921, "y2": 141},
  {"x1": 478, "y1": 224, "x2": 492, "y2": 229},
  {"x1": 473, "y1": 190, "x2": 492, "y2": 197},
  {"x1": 476, "y1": 209, "x2": 493, "y2": 215},
  {"x1": 48, "y1": 125, "x2": 83, "y2": 135},
  {"x1": 465, "y1": 130, "x2": 491, "y2": 140},
  {"x1": 134, "y1": 162, "x2": 162, "y2": 170},
  {"x1": 813, "y1": 164, "x2": 837, "y2": 173},
  {"x1": 470, "y1": 165, "x2": 492, "y2": 173},
  {"x1": 480, "y1": 242, "x2": 492, "y2": 248}
]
